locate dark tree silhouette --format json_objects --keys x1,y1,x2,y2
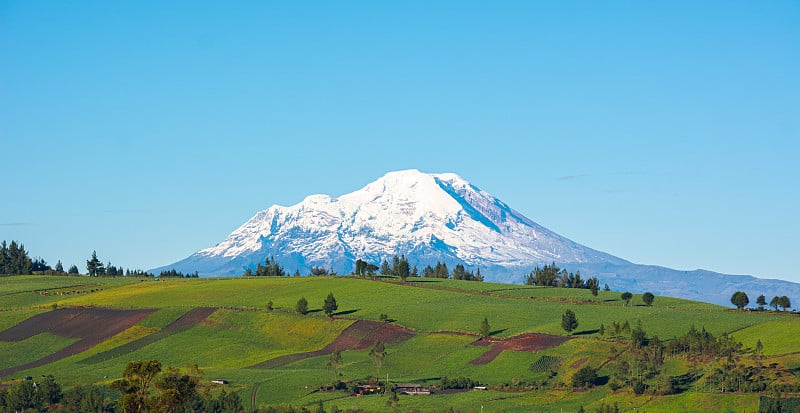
[
  {"x1": 730, "y1": 291, "x2": 750, "y2": 310},
  {"x1": 562, "y1": 309, "x2": 578, "y2": 334}
]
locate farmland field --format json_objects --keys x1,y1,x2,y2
[{"x1": 1, "y1": 274, "x2": 798, "y2": 412}]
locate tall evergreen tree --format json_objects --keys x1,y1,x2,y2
[
  {"x1": 397, "y1": 255, "x2": 410, "y2": 281},
  {"x1": 561, "y1": 309, "x2": 579, "y2": 334},
  {"x1": 479, "y1": 317, "x2": 490, "y2": 338},
  {"x1": 0, "y1": 240, "x2": 7, "y2": 274},
  {"x1": 86, "y1": 251, "x2": 104, "y2": 277},
  {"x1": 0, "y1": 240, "x2": 33, "y2": 275},
  {"x1": 323, "y1": 292, "x2": 338, "y2": 317},
  {"x1": 55, "y1": 260, "x2": 64, "y2": 273},
  {"x1": 296, "y1": 297, "x2": 309, "y2": 315}
]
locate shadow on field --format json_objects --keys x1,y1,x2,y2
[
  {"x1": 334, "y1": 309, "x2": 360, "y2": 316},
  {"x1": 672, "y1": 373, "x2": 698, "y2": 394},
  {"x1": 573, "y1": 329, "x2": 599, "y2": 336},
  {"x1": 489, "y1": 328, "x2": 508, "y2": 336},
  {"x1": 415, "y1": 377, "x2": 442, "y2": 382}
]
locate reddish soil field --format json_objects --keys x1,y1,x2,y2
[
  {"x1": 469, "y1": 333, "x2": 569, "y2": 365},
  {"x1": 251, "y1": 320, "x2": 415, "y2": 369},
  {"x1": 77, "y1": 307, "x2": 218, "y2": 365},
  {"x1": 169, "y1": 307, "x2": 217, "y2": 330},
  {"x1": 0, "y1": 307, "x2": 155, "y2": 378}
]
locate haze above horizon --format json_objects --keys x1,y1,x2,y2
[{"x1": 1, "y1": 1, "x2": 798, "y2": 283}]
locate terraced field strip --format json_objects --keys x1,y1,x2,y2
[
  {"x1": 0, "y1": 307, "x2": 155, "y2": 377},
  {"x1": 469, "y1": 333, "x2": 570, "y2": 365},
  {"x1": 78, "y1": 307, "x2": 218, "y2": 364},
  {"x1": 250, "y1": 320, "x2": 414, "y2": 369}
]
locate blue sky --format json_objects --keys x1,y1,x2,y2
[{"x1": 1, "y1": 1, "x2": 798, "y2": 283}]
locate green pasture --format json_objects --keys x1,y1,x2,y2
[
  {"x1": 0, "y1": 308, "x2": 47, "y2": 331},
  {"x1": 1, "y1": 275, "x2": 798, "y2": 412},
  {"x1": 0, "y1": 275, "x2": 143, "y2": 309},
  {"x1": 9, "y1": 309, "x2": 352, "y2": 386},
  {"x1": 53, "y1": 276, "x2": 772, "y2": 340},
  {"x1": 0, "y1": 333, "x2": 78, "y2": 372},
  {"x1": 732, "y1": 315, "x2": 800, "y2": 355}
]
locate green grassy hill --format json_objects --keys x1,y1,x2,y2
[{"x1": 1, "y1": 275, "x2": 798, "y2": 412}]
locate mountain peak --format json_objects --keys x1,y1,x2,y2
[
  {"x1": 154, "y1": 170, "x2": 800, "y2": 307},
  {"x1": 168, "y1": 170, "x2": 625, "y2": 278}
]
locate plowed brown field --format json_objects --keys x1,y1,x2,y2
[
  {"x1": 469, "y1": 333, "x2": 569, "y2": 365},
  {"x1": 0, "y1": 307, "x2": 155, "y2": 378},
  {"x1": 251, "y1": 320, "x2": 415, "y2": 369}
]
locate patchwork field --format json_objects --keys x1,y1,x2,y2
[{"x1": 0, "y1": 275, "x2": 798, "y2": 412}]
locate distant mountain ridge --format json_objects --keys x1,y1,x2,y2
[{"x1": 155, "y1": 169, "x2": 799, "y2": 307}]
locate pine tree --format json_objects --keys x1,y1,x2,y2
[
  {"x1": 323, "y1": 293, "x2": 338, "y2": 317},
  {"x1": 391, "y1": 255, "x2": 400, "y2": 276},
  {"x1": 562, "y1": 309, "x2": 579, "y2": 334},
  {"x1": 296, "y1": 297, "x2": 308, "y2": 315},
  {"x1": 479, "y1": 317, "x2": 490, "y2": 337},
  {"x1": 55, "y1": 260, "x2": 64, "y2": 273},
  {"x1": 0, "y1": 240, "x2": 7, "y2": 274},
  {"x1": 86, "y1": 251, "x2": 104, "y2": 277},
  {"x1": 397, "y1": 255, "x2": 410, "y2": 281}
]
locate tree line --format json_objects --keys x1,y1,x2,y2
[
  {"x1": 524, "y1": 263, "x2": 603, "y2": 295},
  {"x1": 353, "y1": 255, "x2": 484, "y2": 282},
  {"x1": 0, "y1": 360, "x2": 242, "y2": 413},
  {"x1": 730, "y1": 291, "x2": 792, "y2": 312},
  {"x1": 0, "y1": 240, "x2": 34, "y2": 275},
  {"x1": 1, "y1": 241, "x2": 162, "y2": 278}
]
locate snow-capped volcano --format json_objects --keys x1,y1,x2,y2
[
  {"x1": 172, "y1": 169, "x2": 626, "y2": 276},
  {"x1": 156, "y1": 169, "x2": 800, "y2": 307}
]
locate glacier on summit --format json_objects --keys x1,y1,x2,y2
[{"x1": 155, "y1": 169, "x2": 800, "y2": 307}]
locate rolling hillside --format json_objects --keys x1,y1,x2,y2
[{"x1": 1, "y1": 275, "x2": 798, "y2": 412}]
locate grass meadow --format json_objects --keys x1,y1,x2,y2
[{"x1": 1, "y1": 274, "x2": 797, "y2": 412}]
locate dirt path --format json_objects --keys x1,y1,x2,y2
[
  {"x1": 250, "y1": 320, "x2": 415, "y2": 369},
  {"x1": 0, "y1": 307, "x2": 155, "y2": 378}
]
